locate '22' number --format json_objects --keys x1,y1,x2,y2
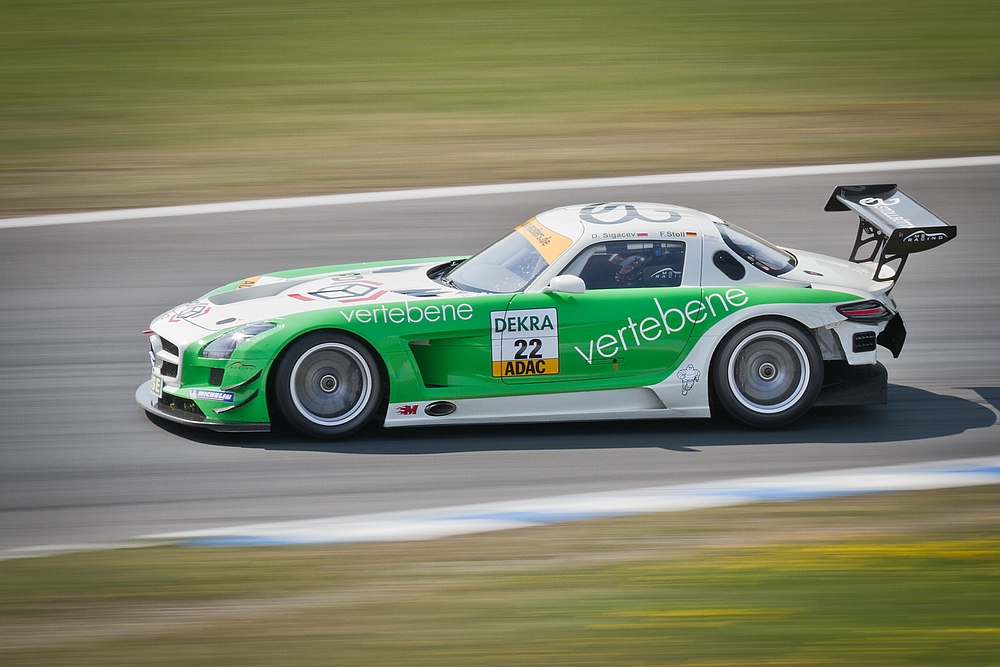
[{"x1": 513, "y1": 338, "x2": 542, "y2": 360}]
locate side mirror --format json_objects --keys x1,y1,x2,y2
[{"x1": 543, "y1": 274, "x2": 586, "y2": 295}]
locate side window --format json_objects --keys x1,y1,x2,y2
[{"x1": 561, "y1": 241, "x2": 686, "y2": 290}]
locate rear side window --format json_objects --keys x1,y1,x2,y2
[
  {"x1": 715, "y1": 221, "x2": 797, "y2": 276},
  {"x1": 561, "y1": 241, "x2": 686, "y2": 290}
]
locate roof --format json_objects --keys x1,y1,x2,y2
[{"x1": 536, "y1": 202, "x2": 715, "y2": 242}]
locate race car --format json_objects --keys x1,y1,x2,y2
[{"x1": 136, "y1": 184, "x2": 955, "y2": 438}]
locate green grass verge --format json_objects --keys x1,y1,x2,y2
[
  {"x1": 2, "y1": 485, "x2": 998, "y2": 665},
  {"x1": 2, "y1": 0, "x2": 998, "y2": 215}
]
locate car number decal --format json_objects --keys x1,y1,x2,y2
[{"x1": 491, "y1": 308, "x2": 559, "y2": 377}]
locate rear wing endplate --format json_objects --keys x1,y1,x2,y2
[{"x1": 825, "y1": 184, "x2": 956, "y2": 283}]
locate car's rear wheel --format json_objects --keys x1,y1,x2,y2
[
  {"x1": 273, "y1": 332, "x2": 384, "y2": 439},
  {"x1": 711, "y1": 319, "x2": 823, "y2": 428}
]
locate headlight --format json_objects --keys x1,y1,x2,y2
[{"x1": 201, "y1": 323, "x2": 276, "y2": 359}]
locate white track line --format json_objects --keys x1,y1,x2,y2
[{"x1": 4, "y1": 155, "x2": 999, "y2": 230}]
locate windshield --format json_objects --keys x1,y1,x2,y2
[
  {"x1": 715, "y1": 221, "x2": 797, "y2": 276},
  {"x1": 444, "y1": 219, "x2": 573, "y2": 293}
]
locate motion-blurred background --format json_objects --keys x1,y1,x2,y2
[
  {"x1": 3, "y1": 0, "x2": 997, "y2": 216},
  {"x1": 3, "y1": 3, "x2": 999, "y2": 665}
]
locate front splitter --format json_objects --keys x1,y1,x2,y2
[{"x1": 135, "y1": 381, "x2": 270, "y2": 433}]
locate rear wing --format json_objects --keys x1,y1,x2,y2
[{"x1": 825, "y1": 184, "x2": 956, "y2": 283}]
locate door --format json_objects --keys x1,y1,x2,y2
[{"x1": 499, "y1": 239, "x2": 700, "y2": 386}]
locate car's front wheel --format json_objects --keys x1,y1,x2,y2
[
  {"x1": 711, "y1": 319, "x2": 823, "y2": 428},
  {"x1": 273, "y1": 332, "x2": 385, "y2": 439}
]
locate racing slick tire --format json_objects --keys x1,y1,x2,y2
[
  {"x1": 711, "y1": 318, "x2": 823, "y2": 428},
  {"x1": 273, "y1": 332, "x2": 385, "y2": 439}
]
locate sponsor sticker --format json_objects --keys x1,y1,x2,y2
[
  {"x1": 150, "y1": 374, "x2": 163, "y2": 398},
  {"x1": 491, "y1": 308, "x2": 559, "y2": 377},
  {"x1": 290, "y1": 279, "x2": 387, "y2": 304},
  {"x1": 650, "y1": 267, "x2": 681, "y2": 280},
  {"x1": 515, "y1": 219, "x2": 573, "y2": 264},
  {"x1": 676, "y1": 364, "x2": 701, "y2": 395},
  {"x1": 573, "y1": 290, "x2": 750, "y2": 365},
  {"x1": 341, "y1": 301, "x2": 474, "y2": 325},
  {"x1": 169, "y1": 302, "x2": 212, "y2": 322},
  {"x1": 315, "y1": 281, "x2": 386, "y2": 303},
  {"x1": 859, "y1": 196, "x2": 914, "y2": 227},
  {"x1": 580, "y1": 204, "x2": 682, "y2": 225},
  {"x1": 397, "y1": 405, "x2": 419, "y2": 416},
  {"x1": 190, "y1": 388, "x2": 235, "y2": 403},
  {"x1": 901, "y1": 230, "x2": 948, "y2": 243}
]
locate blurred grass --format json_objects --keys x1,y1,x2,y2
[
  {"x1": 1, "y1": 0, "x2": 997, "y2": 215},
  {"x1": 2, "y1": 485, "x2": 998, "y2": 666}
]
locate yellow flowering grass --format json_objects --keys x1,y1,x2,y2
[{"x1": 2, "y1": 485, "x2": 997, "y2": 666}]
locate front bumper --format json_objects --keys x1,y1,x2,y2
[{"x1": 136, "y1": 381, "x2": 270, "y2": 433}]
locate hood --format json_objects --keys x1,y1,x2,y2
[
  {"x1": 158, "y1": 258, "x2": 468, "y2": 332},
  {"x1": 781, "y1": 249, "x2": 885, "y2": 293}
]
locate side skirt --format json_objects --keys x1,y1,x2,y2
[{"x1": 384, "y1": 387, "x2": 710, "y2": 427}]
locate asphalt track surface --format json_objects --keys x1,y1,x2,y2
[{"x1": 2, "y1": 165, "x2": 998, "y2": 552}]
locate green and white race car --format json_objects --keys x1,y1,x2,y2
[{"x1": 137, "y1": 184, "x2": 955, "y2": 438}]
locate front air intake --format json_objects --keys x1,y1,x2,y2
[
  {"x1": 156, "y1": 394, "x2": 205, "y2": 421},
  {"x1": 159, "y1": 337, "x2": 179, "y2": 356}
]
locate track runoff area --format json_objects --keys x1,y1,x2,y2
[{"x1": 3, "y1": 156, "x2": 998, "y2": 558}]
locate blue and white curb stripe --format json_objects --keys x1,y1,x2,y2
[{"x1": 147, "y1": 456, "x2": 1000, "y2": 548}]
